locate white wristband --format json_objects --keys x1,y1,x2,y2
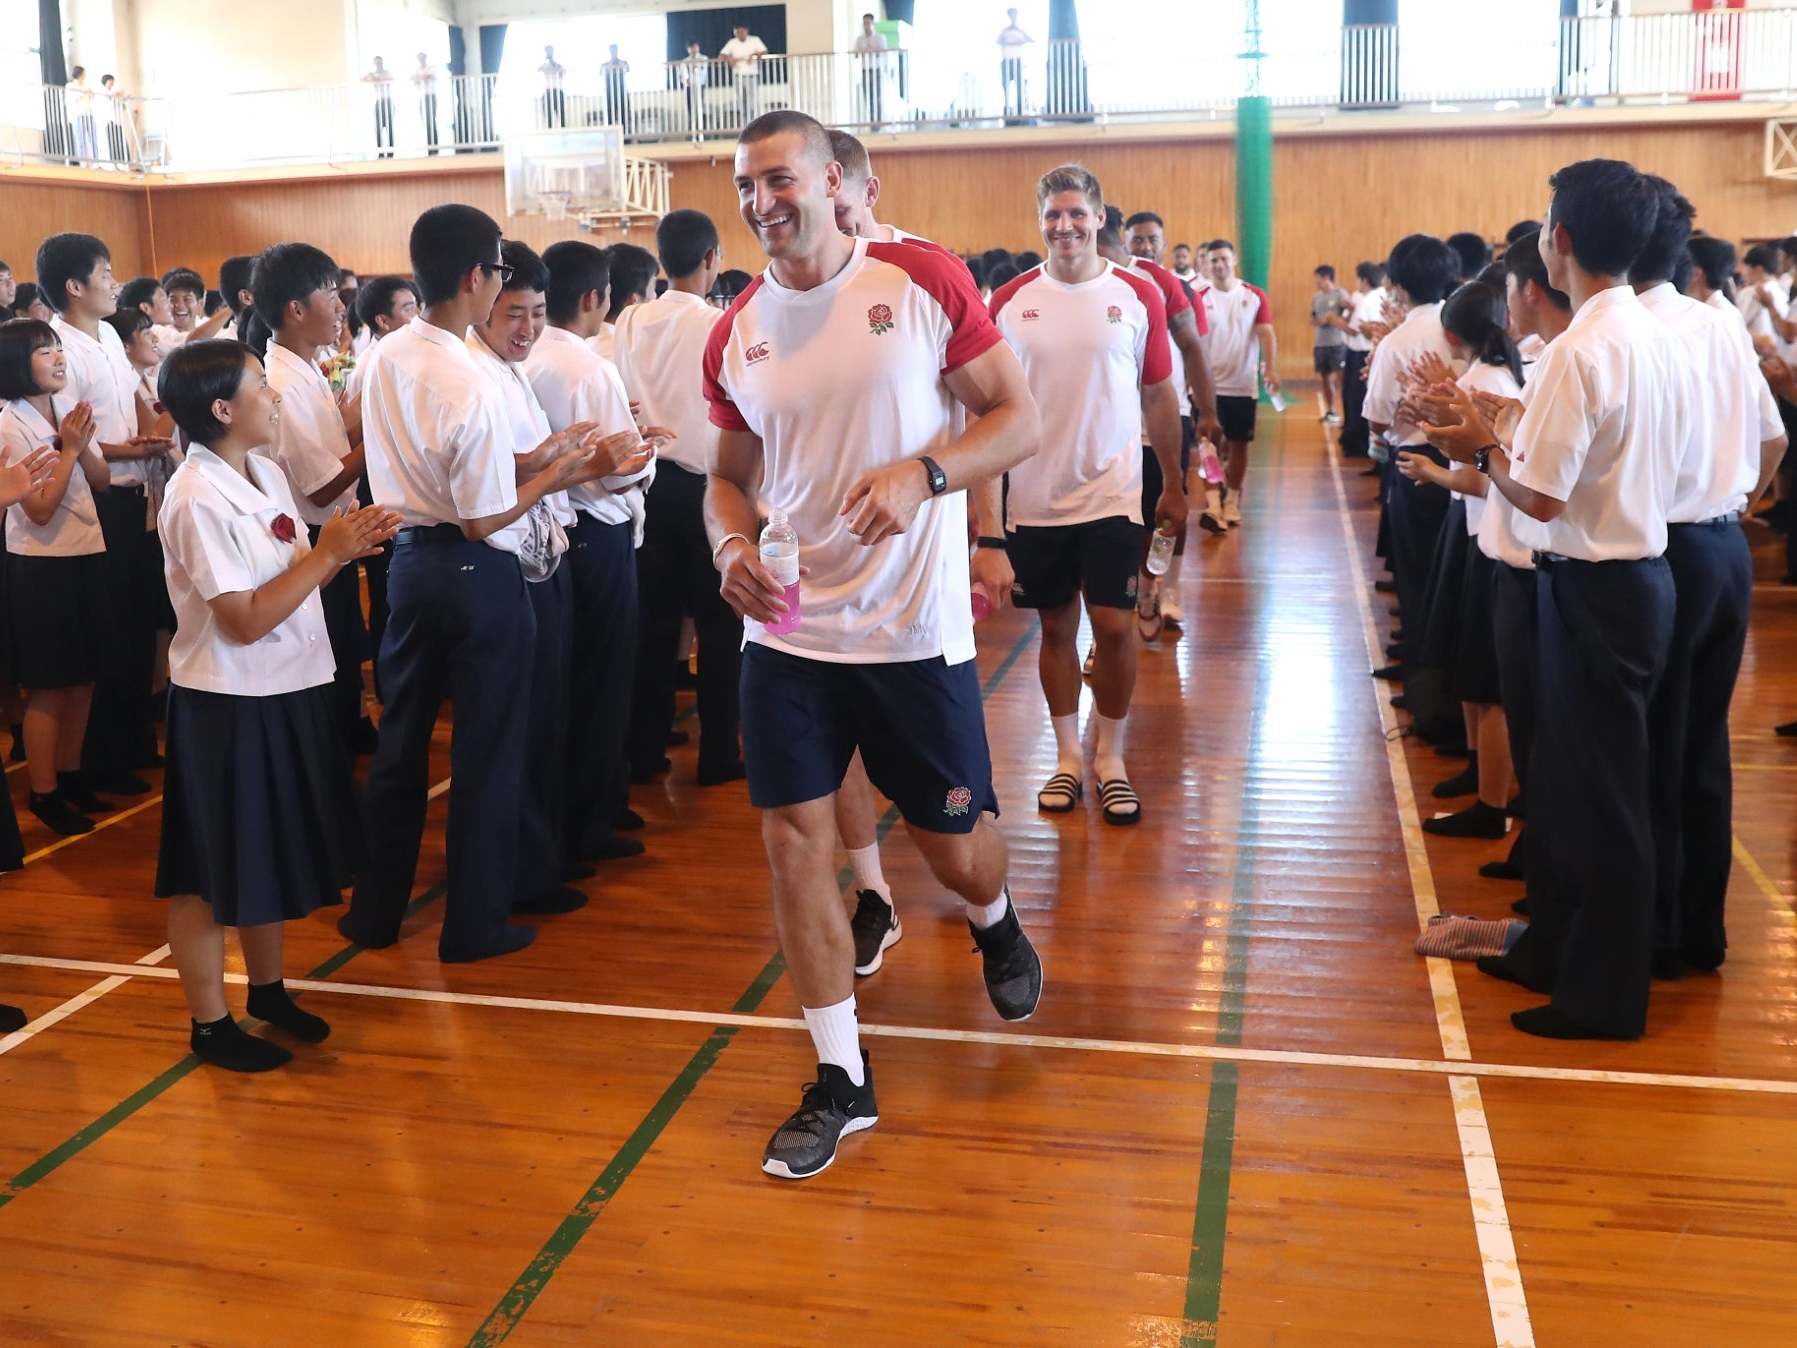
[{"x1": 711, "y1": 532, "x2": 749, "y2": 569}]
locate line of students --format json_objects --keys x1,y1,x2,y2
[{"x1": 1366, "y1": 160, "x2": 1788, "y2": 1040}]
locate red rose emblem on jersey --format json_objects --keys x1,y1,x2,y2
[
  {"x1": 868, "y1": 303, "x2": 894, "y2": 336},
  {"x1": 1106, "y1": 305, "x2": 1123, "y2": 325},
  {"x1": 271, "y1": 513, "x2": 297, "y2": 544}
]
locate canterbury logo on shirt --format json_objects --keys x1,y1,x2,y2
[{"x1": 745, "y1": 341, "x2": 771, "y2": 365}]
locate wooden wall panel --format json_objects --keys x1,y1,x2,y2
[
  {"x1": 9, "y1": 116, "x2": 1788, "y2": 381},
  {"x1": 0, "y1": 180, "x2": 152, "y2": 283}
]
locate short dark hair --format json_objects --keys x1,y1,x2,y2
[
  {"x1": 739, "y1": 109, "x2": 833, "y2": 166},
  {"x1": 1505, "y1": 219, "x2": 1543, "y2": 245},
  {"x1": 1036, "y1": 164, "x2": 1103, "y2": 213},
  {"x1": 1096, "y1": 205, "x2": 1124, "y2": 252},
  {"x1": 1503, "y1": 229, "x2": 1572, "y2": 311},
  {"x1": 336, "y1": 267, "x2": 359, "y2": 288},
  {"x1": 35, "y1": 233, "x2": 111, "y2": 312},
  {"x1": 1744, "y1": 243, "x2": 1782, "y2": 272},
  {"x1": 656, "y1": 208, "x2": 720, "y2": 280},
  {"x1": 1546, "y1": 158, "x2": 1658, "y2": 277},
  {"x1": 1314, "y1": 264, "x2": 1336, "y2": 280},
  {"x1": 541, "y1": 241, "x2": 609, "y2": 323},
  {"x1": 605, "y1": 243, "x2": 657, "y2": 320},
  {"x1": 1014, "y1": 250, "x2": 1042, "y2": 271},
  {"x1": 710, "y1": 268, "x2": 752, "y2": 304},
  {"x1": 826, "y1": 128, "x2": 871, "y2": 180},
  {"x1": 987, "y1": 261, "x2": 1021, "y2": 290},
  {"x1": 1686, "y1": 236, "x2": 1737, "y2": 299},
  {"x1": 980, "y1": 248, "x2": 1013, "y2": 272},
  {"x1": 1124, "y1": 211, "x2": 1164, "y2": 231},
  {"x1": 218, "y1": 255, "x2": 256, "y2": 315},
  {"x1": 498, "y1": 238, "x2": 549, "y2": 295},
  {"x1": 1208, "y1": 238, "x2": 1236, "y2": 254},
  {"x1": 117, "y1": 276, "x2": 161, "y2": 314},
  {"x1": 0, "y1": 318, "x2": 60, "y2": 400},
  {"x1": 13, "y1": 283, "x2": 46, "y2": 314},
  {"x1": 1355, "y1": 260, "x2": 1386, "y2": 286},
  {"x1": 161, "y1": 266, "x2": 205, "y2": 298},
  {"x1": 1385, "y1": 234, "x2": 1458, "y2": 304},
  {"x1": 1628, "y1": 175, "x2": 1694, "y2": 285},
  {"x1": 103, "y1": 306, "x2": 152, "y2": 347},
  {"x1": 356, "y1": 275, "x2": 420, "y2": 331},
  {"x1": 409, "y1": 203, "x2": 503, "y2": 305},
  {"x1": 1446, "y1": 231, "x2": 1491, "y2": 278},
  {"x1": 250, "y1": 243, "x2": 341, "y2": 332},
  {"x1": 158, "y1": 340, "x2": 256, "y2": 446}
]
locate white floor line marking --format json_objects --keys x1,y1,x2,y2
[
  {"x1": 1734, "y1": 836, "x2": 1795, "y2": 923},
  {"x1": 0, "y1": 945, "x2": 172, "y2": 1058},
  {"x1": 3, "y1": 950, "x2": 1796, "y2": 1098},
  {"x1": 428, "y1": 777, "x2": 452, "y2": 801},
  {"x1": 1327, "y1": 451, "x2": 1534, "y2": 1348},
  {"x1": 21, "y1": 795, "x2": 165, "y2": 866}
]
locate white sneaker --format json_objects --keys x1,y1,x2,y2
[
  {"x1": 1222, "y1": 497, "x2": 1243, "y2": 527},
  {"x1": 1161, "y1": 594, "x2": 1184, "y2": 627}
]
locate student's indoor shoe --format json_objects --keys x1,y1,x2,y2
[
  {"x1": 56, "y1": 771, "x2": 113, "y2": 815},
  {"x1": 970, "y1": 900, "x2": 1042, "y2": 1022},
  {"x1": 91, "y1": 771, "x2": 152, "y2": 796},
  {"x1": 1431, "y1": 756, "x2": 1478, "y2": 799},
  {"x1": 850, "y1": 889, "x2": 902, "y2": 976},
  {"x1": 1423, "y1": 800, "x2": 1507, "y2": 839},
  {"x1": 761, "y1": 1054, "x2": 878, "y2": 1180},
  {"x1": 29, "y1": 792, "x2": 93, "y2": 837}
]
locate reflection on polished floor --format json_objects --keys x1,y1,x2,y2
[{"x1": 0, "y1": 411, "x2": 1793, "y2": 1346}]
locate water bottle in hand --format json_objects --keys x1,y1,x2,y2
[
  {"x1": 759, "y1": 509, "x2": 801, "y2": 635},
  {"x1": 1146, "y1": 527, "x2": 1177, "y2": 577},
  {"x1": 1198, "y1": 440, "x2": 1224, "y2": 484}
]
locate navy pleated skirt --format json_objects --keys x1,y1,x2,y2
[{"x1": 155, "y1": 682, "x2": 363, "y2": 925}]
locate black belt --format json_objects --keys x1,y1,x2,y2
[
  {"x1": 1672, "y1": 513, "x2": 1741, "y2": 527},
  {"x1": 393, "y1": 523, "x2": 467, "y2": 546}
]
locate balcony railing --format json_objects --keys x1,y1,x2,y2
[{"x1": 4, "y1": 9, "x2": 1796, "y2": 174}]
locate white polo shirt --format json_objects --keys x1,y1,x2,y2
[
  {"x1": 1197, "y1": 279, "x2": 1271, "y2": 397},
  {"x1": 0, "y1": 399, "x2": 105, "y2": 556},
  {"x1": 1454, "y1": 359, "x2": 1522, "y2": 538},
  {"x1": 360, "y1": 316, "x2": 526, "y2": 556},
  {"x1": 703, "y1": 236, "x2": 1002, "y2": 666},
  {"x1": 524, "y1": 325, "x2": 651, "y2": 532},
  {"x1": 990, "y1": 261, "x2": 1172, "y2": 527},
  {"x1": 51, "y1": 315, "x2": 141, "y2": 486},
  {"x1": 158, "y1": 445, "x2": 333, "y2": 695},
  {"x1": 610, "y1": 295, "x2": 715, "y2": 476},
  {"x1": 263, "y1": 341, "x2": 357, "y2": 528},
  {"x1": 1346, "y1": 287, "x2": 1386, "y2": 353},
  {"x1": 1705, "y1": 290, "x2": 1744, "y2": 326},
  {"x1": 1736, "y1": 280, "x2": 1786, "y2": 347},
  {"x1": 588, "y1": 324, "x2": 616, "y2": 365},
  {"x1": 1509, "y1": 285, "x2": 1691, "y2": 562},
  {"x1": 1364, "y1": 301, "x2": 1454, "y2": 448},
  {"x1": 1638, "y1": 281, "x2": 1784, "y2": 524},
  {"x1": 465, "y1": 332, "x2": 573, "y2": 538},
  {"x1": 721, "y1": 35, "x2": 768, "y2": 73}
]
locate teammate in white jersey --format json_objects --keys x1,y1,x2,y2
[
  {"x1": 990, "y1": 166, "x2": 1180, "y2": 825},
  {"x1": 704, "y1": 110, "x2": 1043, "y2": 1180},
  {"x1": 1197, "y1": 239, "x2": 1277, "y2": 527}
]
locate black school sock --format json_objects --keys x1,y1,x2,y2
[
  {"x1": 190, "y1": 1014, "x2": 293, "y2": 1072},
  {"x1": 245, "y1": 980, "x2": 331, "y2": 1043}
]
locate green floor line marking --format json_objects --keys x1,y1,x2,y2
[
  {"x1": 0, "y1": 883, "x2": 446, "y2": 1212},
  {"x1": 469, "y1": 618, "x2": 1042, "y2": 1345},
  {"x1": 1181, "y1": 421, "x2": 1287, "y2": 1343}
]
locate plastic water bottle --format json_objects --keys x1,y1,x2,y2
[
  {"x1": 759, "y1": 510, "x2": 801, "y2": 635},
  {"x1": 1146, "y1": 527, "x2": 1177, "y2": 577},
  {"x1": 1268, "y1": 388, "x2": 1288, "y2": 414},
  {"x1": 971, "y1": 590, "x2": 993, "y2": 623},
  {"x1": 1198, "y1": 440, "x2": 1224, "y2": 484}
]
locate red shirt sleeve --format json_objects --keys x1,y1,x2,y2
[
  {"x1": 1249, "y1": 283, "x2": 1272, "y2": 325},
  {"x1": 987, "y1": 268, "x2": 1035, "y2": 325},
  {"x1": 1142, "y1": 260, "x2": 1190, "y2": 320},
  {"x1": 869, "y1": 241, "x2": 1004, "y2": 375},
  {"x1": 1188, "y1": 282, "x2": 1209, "y2": 336},
  {"x1": 1118, "y1": 269, "x2": 1172, "y2": 385},
  {"x1": 703, "y1": 280, "x2": 761, "y2": 432}
]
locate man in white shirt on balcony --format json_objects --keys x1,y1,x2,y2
[
  {"x1": 539, "y1": 45, "x2": 567, "y2": 128},
  {"x1": 853, "y1": 13, "x2": 889, "y2": 126},
  {"x1": 997, "y1": 9, "x2": 1033, "y2": 116},
  {"x1": 721, "y1": 25, "x2": 768, "y2": 126},
  {"x1": 413, "y1": 53, "x2": 439, "y2": 154}
]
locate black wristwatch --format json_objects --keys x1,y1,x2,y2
[
  {"x1": 1473, "y1": 444, "x2": 1497, "y2": 475},
  {"x1": 919, "y1": 455, "x2": 948, "y2": 496},
  {"x1": 976, "y1": 535, "x2": 1007, "y2": 551}
]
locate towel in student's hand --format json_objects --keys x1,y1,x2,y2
[{"x1": 1414, "y1": 913, "x2": 1524, "y2": 961}]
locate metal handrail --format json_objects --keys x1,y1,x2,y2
[{"x1": 4, "y1": 11, "x2": 1796, "y2": 174}]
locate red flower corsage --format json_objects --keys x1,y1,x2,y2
[{"x1": 271, "y1": 514, "x2": 296, "y2": 543}]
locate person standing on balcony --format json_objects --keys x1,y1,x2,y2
[
  {"x1": 67, "y1": 68, "x2": 97, "y2": 163},
  {"x1": 364, "y1": 58, "x2": 395, "y2": 158},
  {"x1": 540, "y1": 46, "x2": 568, "y2": 129},
  {"x1": 997, "y1": 10, "x2": 1033, "y2": 118},
  {"x1": 99, "y1": 76, "x2": 128, "y2": 163},
  {"x1": 679, "y1": 40, "x2": 709, "y2": 137},
  {"x1": 720, "y1": 24, "x2": 768, "y2": 128},
  {"x1": 413, "y1": 54, "x2": 439, "y2": 155},
  {"x1": 602, "y1": 45, "x2": 631, "y2": 132},
  {"x1": 853, "y1": 14, "x2": 889, "y2": 128}
]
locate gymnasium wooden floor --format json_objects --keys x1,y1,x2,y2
[{"x1": 2, "y1": 411, "x2": 1794, "y2": 1347}]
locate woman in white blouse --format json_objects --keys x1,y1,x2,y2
[{"x1": 153, "y1": 339, "x2": 400, "y2": 1072}]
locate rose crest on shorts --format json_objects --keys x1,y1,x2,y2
[
  {"x1": 944, "y1": 785, "x2": 973, "y2": 817},
  {"x1": 867, "y1": 303, "x2": 894, "y2": 336}
]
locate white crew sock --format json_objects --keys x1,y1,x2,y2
[
  {"x1": 1051, "y1": 713, "x2": 1082, "y2": 778},
  {"x1": 966, "y1": 886, "x2": 1010, "y2": 930},
  {"x1": 847, "y1": 843, "x2": 890, "y2": 903},
  {"x1": 1095, "y1": 711, "x2": 1128, "y2": 783},
  {"x1": 802, "y1": 995, "x2": 864, "y2": 1085}
]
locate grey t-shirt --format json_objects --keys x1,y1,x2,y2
[{"x1": 1313, "y1": 288, "x2": 1348, "y2": 347}]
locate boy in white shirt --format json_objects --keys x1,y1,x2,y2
[
  {"x1": 252, "y1": 243, "x2": 374, "y2": 756},
  {"x1": 720, "y1": 25, "x2": 768, "y2": 124}
]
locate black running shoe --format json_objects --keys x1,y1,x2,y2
[
  {"x1": 850, "y1": 889, "x2": 902, "y2": 976},
  {"x1": 761, "y1": 1054, "x2": 878, "y2": 1180},
  {"x1": 969, "y1": 899, "x2": 1042, "y2": 1022}
]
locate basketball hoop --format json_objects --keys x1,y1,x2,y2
[{"x1": 504, "y1": 127, "x2": 668, "y2": 236}]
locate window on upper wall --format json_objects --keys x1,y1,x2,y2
[{"x1": 1398, "y1": 0, "x2": 1563, "y2": 104}]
